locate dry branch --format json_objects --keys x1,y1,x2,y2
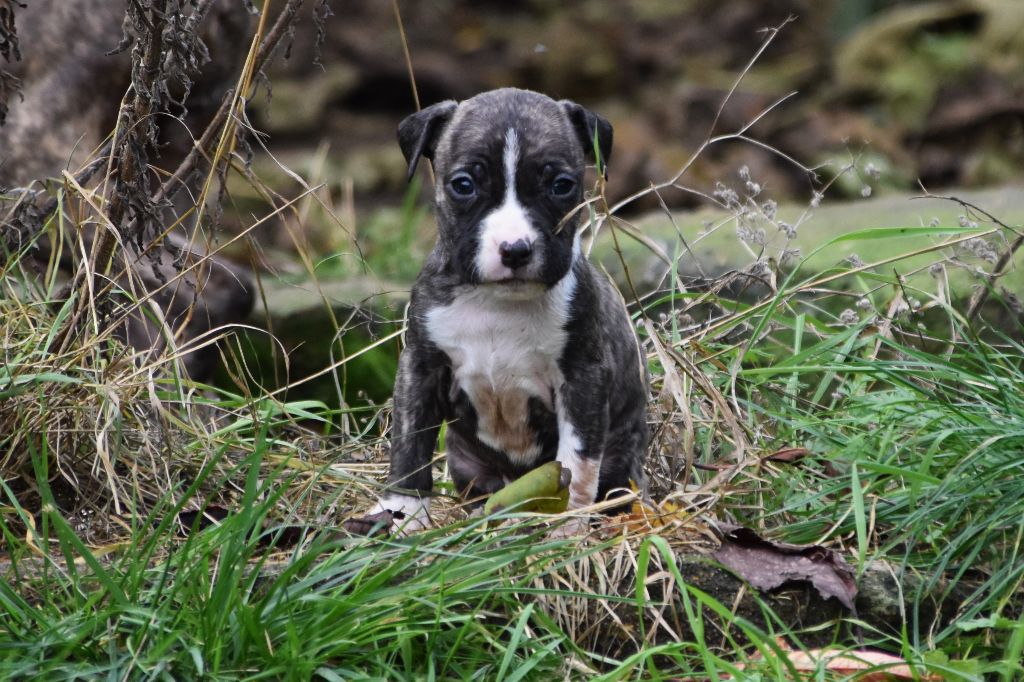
[{"x1": 49, "y1": 0, "x2": 307, "y2": 357}]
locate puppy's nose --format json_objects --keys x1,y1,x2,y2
[{"x1": 499, "y1": 239, "x2": 533, "y2": 269}]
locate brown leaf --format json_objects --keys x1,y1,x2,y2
[
  {"x1": 764, "y1": 447, "x2": 845, "y2": 478},
  {"x1": 764, "y1": 447, "x2": 812, "y2": 463},
  {"x1": 746, "y1": 647, "x2": 941, "y2": 681},
  {"x1": 342, "y1": 510, "x2": 395, "y2": 537},
  {"x1": 713, "y1": 527, "x2": 857, "y2": 610},
  {"x1": 176, "y1": 506, "x2": 230, "y2": 536}
]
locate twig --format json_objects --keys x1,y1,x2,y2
[
  {"x1": 156, "y1": 0, "x2": 304, "y2": 206},
  {"x1": 913, "y1": 192, "x2": 1024, "y2": 323},
  {"x1": 707, "y1": 17, "x2": 795, "y2": 138},
  {"x1": 0, "y1": 0, "x2": 25, "y2": 125},
  {"x1": 54, "y1": 0, "x2": 171, "y2": 352},
  {"x1": 60, "y1": 0, "x2": 305, "y2": 329},
  {"x1": 391, "y1": 0, "x2": 419, "y2": 111},
  {"x1": 94, "y1": 0, "x2": 170, "y2": 270}
]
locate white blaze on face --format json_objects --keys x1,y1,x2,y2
[{"x1": 475, "y1": 128, "x2": 540, "y2": 282}]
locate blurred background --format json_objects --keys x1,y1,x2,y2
[
  {"x1": 5, "y1": 0, "x2": 1022, "y2": 405},
  {"x1": 214, "y1": 0, "x2": 1024, "y2": 405},
  {"x1": 239, "y1": 0, "x2": 1024, "y2": 253}
]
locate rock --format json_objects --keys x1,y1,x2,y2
[
  {"x1": 214, "y1": 275, "x2": 408, "y2": 408},
  {"x1": 593, "y1": 185, "x2": 1024, "y2": 299},
  {"x1": 255, "y1": 65, "x2": 360, "y2": 137}
]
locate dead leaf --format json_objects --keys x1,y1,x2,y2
[
  {"x1": 765, "y1": 447, "x2": 812, "y2": 463},
  {"x1": 342, "y1": 510, "x2": 395, "y2": 537},
  {"x1": 745, "y1": 646, "x2": 942, "y2": 681},
  {"x1": 176, "y1": 505, "x2": 230, "y2": 535},
  {"x1": 713, "y1": 526, "x2": 857, "y2": 610},
  {"x1": 764, "y1": 447, "x2": 844, "y2": 477},
  {"x1": 605, "y1": 487, "x2": 705, "y2": 538}
]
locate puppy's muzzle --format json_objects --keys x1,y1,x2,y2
[{"x1": 499, "y1": 239, "x2": 533, "y2": 270}]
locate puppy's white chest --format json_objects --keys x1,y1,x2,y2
[{"x1": 425, "y1": 278, "x2": 574, "y2": 461}]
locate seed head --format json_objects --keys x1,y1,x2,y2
[{"x1": 780, "y1": 247, "x2": 801, "y2": 265}]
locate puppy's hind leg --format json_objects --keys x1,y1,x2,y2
[{"x1": 445, "y1": 429, "x2": 508, "y2": 510}]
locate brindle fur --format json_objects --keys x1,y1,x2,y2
[{"x1": 384, "y1": 89, "x2": 647, "y2": 519}]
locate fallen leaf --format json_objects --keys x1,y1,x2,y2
[
  {"x1": 713, "y1": 526, "x2": 857, "y2": 610},
  {"x1": 176, "y1": 506, "x2": 230, "y2": 535},
  {"x1": 484, "y1": 461, "x2": 570, "y2": 517},
  {"x1": 765, "y1": 447, "x2": 812, "y2": 463},
  {"x1": 260, "y1": 525, "x2": 307, "y2": 548},
  {"x1": 746, "y1": 647, "x2": 942, "y2": 681},
  {"x1": 607, "y1": 490, "x2": 693, "y2": 536},
  {"x1": 342, "y1": 510, "x2": 395, "y2": 537}
]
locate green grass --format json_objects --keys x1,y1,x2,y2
[
  {"x1": 4, "y1": 204, "x2": 1024, "y2": 679},
  {"x1": 4, "y1": 13, "x2": 1024, "y2": 677},
  {"x1": 741, "y1": 324, "x2": 1024, "y2": 643}
]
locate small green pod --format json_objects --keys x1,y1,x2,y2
[{"x1": 483, "y1": 461, "x2": 572, "y2": 517}]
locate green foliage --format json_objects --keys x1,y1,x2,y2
[
  {"x1": 0, "y1": 445, "x2": 589, "y2": 678},
  {"x1": 4, "y1": 8, "x2": 1024, "y2": 679},
  {"x1": 7, "y1": 206, "x2": 1024, "y2": 677},
  {"x1": 742, "y1": 321, "x2": 1024, "y2": 634}
]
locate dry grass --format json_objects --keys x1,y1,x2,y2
[{"x1": 3, "y1": 7, "x2": 1024, "y2": 678}]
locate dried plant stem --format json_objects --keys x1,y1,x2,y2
[
  {"x1": 921, "y1": 194, "x2": 1024, "y2": 323},
  {"x1": 54, "y1": 0, "x2": 170, "y2": 352},
  {"x1": 95, "y1": 0, "x2": 170, "y2": 270},
  {"x1": 392, "y1": 0, "x2": 419, "y2": 111},
  {"x1": 52, "y1": 0, "x2": 305, "y2": 354},
  {"x1": 0, "y1": 0, "x2": 24, "y2": 125},
  {"x1": 968, "y1": 231, "x2": 1024, "y2": 319},
  {"x1": 157, "y1": 0, "x2": 303, "y2": 206}
]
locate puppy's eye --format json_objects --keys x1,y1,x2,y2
[
  {"x1": 449, "y1": 173, "x2": 476, "y2": 199},
  {"x1": 550, "y1": 174, "x2": 576, "y2": 198}
]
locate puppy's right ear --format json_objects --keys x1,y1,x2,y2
[{"x1": 397, "y1": 100, "x2": 458, "y2": 182}]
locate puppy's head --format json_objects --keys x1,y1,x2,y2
[{"x1": 398, "y1": 88, "x2": 612, "y2": 293}]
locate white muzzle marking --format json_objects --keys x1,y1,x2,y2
[{"x1": 475, "y1": 128, "x2": 541, "y2": 283}]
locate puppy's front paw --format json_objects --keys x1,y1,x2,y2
[{"x1": 362, "y1": 494, "x2": 432, "y2": 536}]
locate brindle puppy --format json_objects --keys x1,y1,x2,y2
[{"x1": 370, "y1": 88, "x2": 648, "y2": 534}]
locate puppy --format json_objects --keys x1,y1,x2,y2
[{"x1": 370, "y1": 88, "x2": 648, "y2": 533}]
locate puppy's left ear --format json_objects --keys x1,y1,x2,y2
[
  {"x1": 560, "y1": 100, "x2": 613, "y2": 179},
  {"x1": 397, "y1": 100, "x2": 458, "y2": 182}
]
